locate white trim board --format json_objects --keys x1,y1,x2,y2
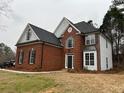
[{"x1": 65, "y1": 54, "x2": 74, "y2": 69}]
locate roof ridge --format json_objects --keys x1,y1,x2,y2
[
  {"x1": 74, "y1": 21, "x2": 86, "y2": 25},
  {"x1": 74, "y1": 21, "x2": 97, "y2": 29},
  {"x1": 29, "y1": 23, "x2": 54, "y2": 34}
]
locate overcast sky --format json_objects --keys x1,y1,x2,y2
[{"x1": 0, "y1": 0, "x2": 112, "y2": 51}]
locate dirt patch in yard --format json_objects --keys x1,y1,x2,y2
[{"x1": 41, "y1": 72, "x2": 124, "y2": 93}]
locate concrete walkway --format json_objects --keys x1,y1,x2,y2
[{"x1": 0, "y1": 69, "x2": 63, "y2": 74}]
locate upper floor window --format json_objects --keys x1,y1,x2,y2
[
  {"x1": 29, "y1": 48, "x2": 36, "y2": 64},
  {"x1": 66, "y1": 37, "x2": 74, "y2": 48},
  {"x1": 106, "y1": 39, "x2": 108, "y2": 48},
  {"x1": 26, "y1": 29, "x2": 31, "y2": 40},
  {"x1": 85, "y1": 34, "x2": 95, "y2": 45},
  {"x1": 18, "y1": 50, "x2": 24, "y2": 64}
]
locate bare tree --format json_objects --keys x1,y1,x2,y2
[
  {"x1": 0, "y1": 0, "x2": 13, "y2": 17},
  {"x1": 0, "y1": 43, "x2": 15, "y2": 63},
  {"x1": 0, "y1": 0, "x2": 13, "y2": 31}
]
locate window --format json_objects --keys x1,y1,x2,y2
[
  {"x1": 18, "y1": 50, "x2": 24, "y2": 64},
  {"x1": 90, "y1": 53, "x2": 94, "y2": 65},
  {"x1": 29, "y1": 48, "x2": 36, "y2": 64},
  {"x1": 85, "y1": 34, "x2": 95, "y2": 45},
  {"x1": 85, "y1": 52, "x2": 94, "y2": 66},
  {"x1": 66, "y1": 37, "x2": 74, "y2": 48},
  {"x1": 85, "y1": 53, "x2": 89, "y2": 65},
  {"x1": 26, "y1": 29, "x2": 31, "y2": 40},
  {"x1": 106, "y1": 57, "x2": 108, "y2": 69},
  {"x1": 106, "y1": 39, "x2": 108, "y2": 48}
]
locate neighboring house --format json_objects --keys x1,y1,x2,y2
[{"x1": 15, "y1": 17, "x2": 113, "y2": 71}]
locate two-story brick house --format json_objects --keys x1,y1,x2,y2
[{"x1": 15, "y1": 17, "x2": 113, "y2": 71}]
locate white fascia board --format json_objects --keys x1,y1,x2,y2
[
  {"x1": 54, "y1": 17, "x2": 81, "y2": 38},
  {"x1": 64, "y1": 17, "x2": 80, "y2": 33},
  {"x1": 16, "y1": 24, "x2": 29, "y2": 44},
  {"x1": 54, "y1": 17, "x2": 66, "y2": 34},
  {"x1": 16, "y1": 23, "x2": 40, "y2": 45}
]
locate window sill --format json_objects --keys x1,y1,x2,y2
[
  {"x1": 29, "y1": 63, "x2": 34, "y2": 65},
  {"x1": 85, "y1": 44, "x2": 96, "y2": 46},
  {"x1": 66, "y1": 47, "x2": 74, "y2": 49}
]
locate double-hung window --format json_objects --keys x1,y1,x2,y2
[
  {"x1": 18, "y1": 50, "x2": 24, "y2": 64},
  {"x1": 66, "y1": 37, "x2": 74, "y2": 48},
  {"x1": 29, "y1": 48, "x2": 36, "y2": 64}
]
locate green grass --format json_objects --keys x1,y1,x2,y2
[{"x1": 0, "y1": 71, "x2": 56, "y2": 93}]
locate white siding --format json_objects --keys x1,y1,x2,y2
[
  {"x1": 54, "y1": 18, "x2": 70, "y2": 38},
  {"x1": 100, "y1": 35, "x2": 113, "y2": 71},
  {"x1": 17, "y1": 24, "x2": 39, "y2": 44}
]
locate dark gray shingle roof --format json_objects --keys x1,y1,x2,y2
[
  {"x1": 74, "y1": 21, "x2": 98, "y2": 33},
  {"x1": 29, "y1": 24, "x2": 61, "y2": 46}
]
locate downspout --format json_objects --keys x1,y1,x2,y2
[{"x1": 41, "y1": 41, "x2": 45, "y2": 68}]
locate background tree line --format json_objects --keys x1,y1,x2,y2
[{"x1": 0, "y1": 43, "x2": 15, "y2": 63}]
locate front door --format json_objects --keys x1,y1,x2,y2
[
  {"x1": 68, "y1": 55, "x2": 72, "y2": 68},
  {"x1": 65, "y1": 55, "x2": 74, "y2": 69}
]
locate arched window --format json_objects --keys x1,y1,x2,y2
[
  {"x1": 29, "y1": 48, "x2": 36, "y2": 64},
  {"x1": 18, "y1": 50, "x2": 24, "y2": 64},
  {"x1": 66, "y1": 37, "x2": 74, "y2": 48}
]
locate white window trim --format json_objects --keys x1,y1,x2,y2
[
  {"x1": 84, "y1": 52, "x2": 95, "y2": 66},
  {"x1": 65, "y1": 54, "x2": 74, "y2": 69},
  {"x1": 83, "y1": 51, "x2": 97, "y2": 71}
]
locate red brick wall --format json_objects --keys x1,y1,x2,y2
[
  {"x1": 16, "y1": 43, "x2": 42, "y2": 71},
  {"x1": 61, "y1": 25, "x2": 85, "y2": 71},
  {"x1": 15, "y1": 43, "x2": 64, "y2": 71},
  {"x1": 42, "y1": 44, "x2": 64, "y2": 71}
]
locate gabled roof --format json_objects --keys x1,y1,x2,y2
[
  {"x1": 74, "y1": 21, "x2": 98, "y2": 33},
  {"x1": 17, "y1": 17, "x2": 99, "y2": 46},
  {"x1": 29, "y1": 24, "x2": 61, "y2": 46},
  {"x1": 54, "y1": 17, "x2": 80, "y2": 38},
  {"x1": 54, "y1": 17, "x2": 98, "y2": 38}
]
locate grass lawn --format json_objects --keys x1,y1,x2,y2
[
  {"x1": 0, "y1": 70, "x2": 124, "y2": 93},
  {"x1": 0, "y1": 71, "x2": 56, "y2": 93}
]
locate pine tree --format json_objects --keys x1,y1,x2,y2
[{"x1": 100, "y1": 6, "x2": 124, "y2": 66}]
